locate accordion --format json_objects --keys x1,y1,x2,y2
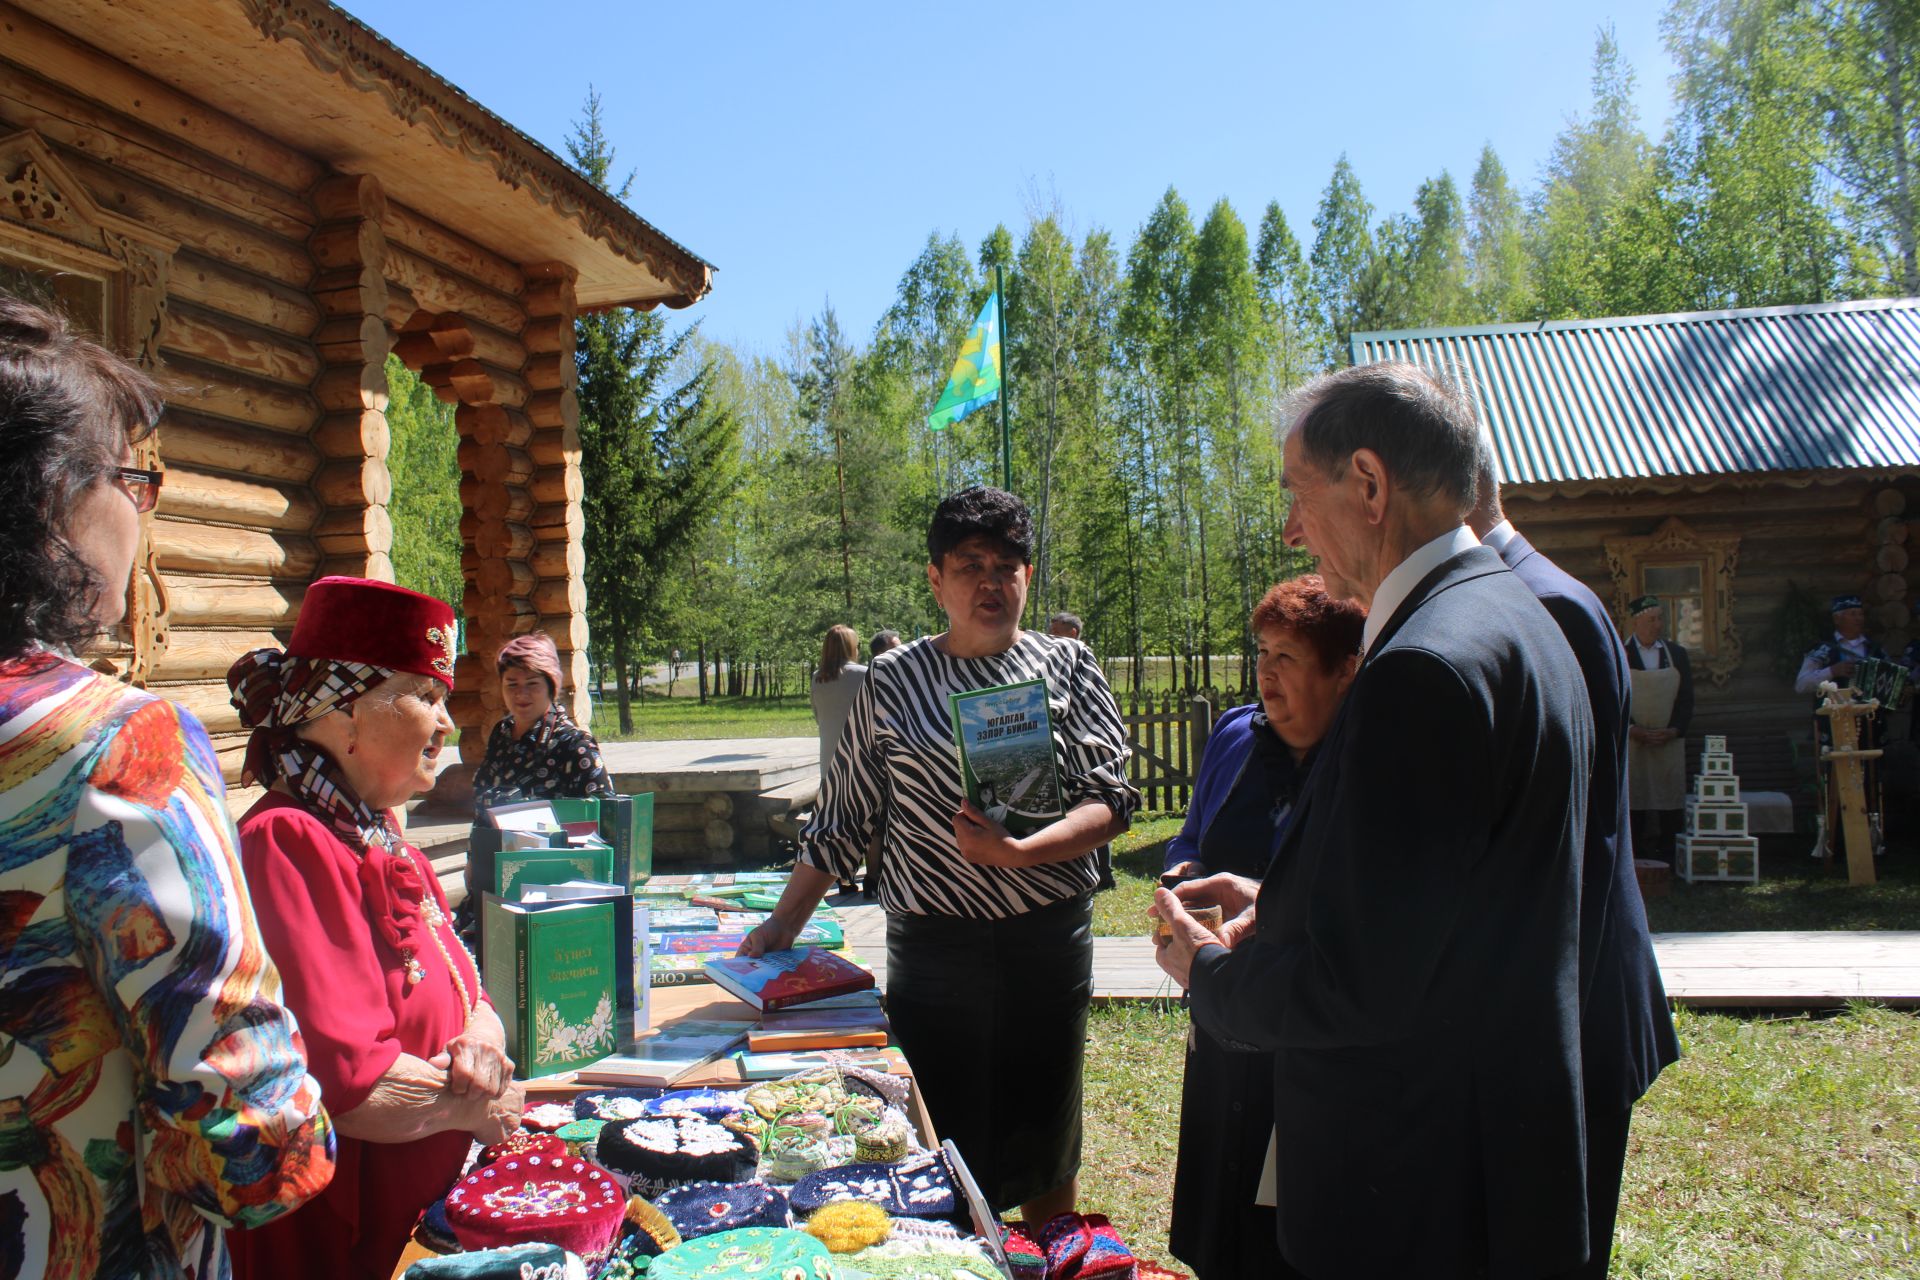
[{"x1": 1852, "y1": 656, "x2": 1909, "y2": 712}]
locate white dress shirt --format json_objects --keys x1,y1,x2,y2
[
  {"x1": 1362, "y1": 525, "x2": 1483, "y2": 656},
  {"x1": 1479, "y1": 518, "x2": 1517, "y2": 555}
]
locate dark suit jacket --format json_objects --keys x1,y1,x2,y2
[
  {"x1": 1189, "y1": 546, "x2": 1593, "y2": 1280},
  {"x1": 1625, "y1": 636, "x2": 1694, "y2": 734},
  {"x1": 1501, "y1": 532, "x2": 1681, "y2": 1113}
]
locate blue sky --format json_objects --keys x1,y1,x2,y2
[{"x1": 338, "y1": 1, "x2": 1674, "y2": 358}]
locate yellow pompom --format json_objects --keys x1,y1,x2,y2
[{"x1": 805, "y1": 1200, "x2": 891, "y2": 1252}]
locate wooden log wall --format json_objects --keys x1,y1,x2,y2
[
  {"x1": 0, "y1": 13, "x2": 326, "y2": 814},
  {"x1": 1505, "y1": 475, "x2": 1889, "y2": 758},
  {"x1": 2, "y1": 11, "x2": 600, "y2": 817}
]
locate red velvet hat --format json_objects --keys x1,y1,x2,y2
[{"x1": 287, "y1": 577, "x2": 457, "y2": 688}]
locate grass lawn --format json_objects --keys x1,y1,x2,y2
[
  {"x1": 588, "y1": 692, "x2": 815, "y2": 741},
  {"x1": 1081, "y1": 817, "x2": 1920, "y2": 1275},
  {"x1": 1081, "y1": 1002, "x2": 1920, "y2": 1277}
]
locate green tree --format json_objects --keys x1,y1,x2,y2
[
  {"x1": 1309, "y1": 155, "x2": 1376, "y2": 363},
  {"x1": 383, "y1": 354, "x2": 462, "y2": 609},
  {"x1": 1253, "y1": 200, "x2": 1319, "y2": 393},
  {"x1": 1467, "y1": 145, "x2": 1534, "y2": 320},
  {"x1": 569, "y1": 92, "x2": 739, "y2": 731},
  {"x1": 1406, "y1": 172, "x2": 1473, "y2": 325}
]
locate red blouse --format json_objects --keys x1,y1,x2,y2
[{"x1": 229, "y1": 794, "x2": 485, "y2": 1280}]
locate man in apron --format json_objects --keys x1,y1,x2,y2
[{"x1": 1626, "y1": 595, "x2": 1692, "y2": 857}]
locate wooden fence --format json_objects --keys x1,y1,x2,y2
[{"x1": 1118, "y1": 688, "x2": 1255, "y2": 811}]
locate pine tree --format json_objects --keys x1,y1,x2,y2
[
  {"x1": 1309, "y1": 155, "x2": 1376, "y2": 364},
  {"x1": 1467, "y1": 145, "x2": 1534, "y2": 320}
]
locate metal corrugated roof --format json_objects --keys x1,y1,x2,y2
[{"x1": 1350, "y1": 298, "x2": 1920, "y2": 486}]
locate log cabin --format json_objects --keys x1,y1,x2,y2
[
  {"x1": 0, "y1": 0, "x2": 712, "y2": 811},
  {"x1": 1353, "y1": 298, "x2": 1920, "y2": 808}
]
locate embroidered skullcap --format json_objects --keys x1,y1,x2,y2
[
  {"x1": 1830, "y1": 594, "x2": 1864, "y2": 613},
  {"x1": 1628, "y1": 595, "x2": 1661, "y2": 616}
]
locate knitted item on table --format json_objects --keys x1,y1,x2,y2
[
  {"x1": 882, "y1": 1219, "x2": 969, "y2": 1244},
  {"x1": 850, "y1": 1115, "x2": 909, "y2": 1163},
  {"x1": 646, "y1": 1227, "x2": 839, "y2": 1280},
  {"x1": 598, "y1": 1115, "x2": 758, "y2": 1199},
  {"x1": 401, "y1": 1243, "x2": 586, "y2": 1279},
  {"x1": 555, "y1": 1119, "x2": 606, "y2": 1160},
  {"x1": 1001, "y1": 1226, "x2": 1045, "y2": 1280},
  {"x1": 478, "y1": 1130, "x2": 569, "y2": 1167},
  {"x1": 522, "y1": 1102, "x2": 583, "y2": 1132},
  {"x1": 835, "y1": 1236, "x2": 1000, "y2": 1279},
  {"x1": 655, "y1": 1181, "x2": 793, "y2": 1240},
  {"x1": 804, "y1": 1201, "x2": 891, "y2": 1253},
  {"x1": 411, "y1": 1197, "x2": 460, "y2": 1255},
  {"x1": 623, "y1": 1194, "x2": 682, "y2": 1254},
  {"x1": 444, "y1": 1155, "x2": 626, "y2": 1267},
  {"x1": 1039, "y1": 1213, "x2": 1137, "y2": 1280},
  {"x1": 576, "y1": 1088, "x2": 666, "y2": 1121},
  {"x1": 788, "y1": 1151, "x2": 957, "y2": 1220},
  {"x1": 643, "y1": 1088, "x2": 748, "y2": 1120}
]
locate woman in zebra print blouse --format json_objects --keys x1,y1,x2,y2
[{"x1": 743, "y1": 486, "x2": 1139, "y2": 1225}]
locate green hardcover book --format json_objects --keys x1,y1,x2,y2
[
  {"x1": 598, "y1": 793, "x2": 655, "y2": 887},
  {"x1": 481, "y1": 895, "x2": 620, "y2": 1078},
  {"x1": 492, "y1": 845, "x2": 614, "y2": 901},
  {"x1": 948, "y1": 677, "x2": 1065, "y2": 836}
]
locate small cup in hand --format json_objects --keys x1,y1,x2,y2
[{"x1": 1156, "y1": 902, "x2": 1225, "y2": 941}]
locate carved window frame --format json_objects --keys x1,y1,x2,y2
[
  {"x1": 0, "y1": 131, "x2": 177, "y2": 684},
  {"x1": 1605, "y1": 516, "x2": 1743, "y2": 686}
]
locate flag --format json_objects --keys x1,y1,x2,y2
[{"x1": 926, "y1": 293, "x2": 1001, "y2": 431}]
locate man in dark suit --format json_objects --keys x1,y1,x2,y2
[
  {"x1": 1154, "y1": 361, "x2": 1595, "y2": 1280},
  {"x1": 1470, "y1": 458, "x2": 1681, "y2": 1280}
]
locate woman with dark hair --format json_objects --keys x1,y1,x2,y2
[
  {"x1": 744, "y1": 486, "x2": 1139, "y2": 1225},
  {"x1": 225, "y1": 577, "x2": 523, "y2": 1280},
  {"x1": 1161, "y1": 575, "x2": 1364, "y2": 1279},
  {"x1": 471, "y1": 631, "x2": 614, "y2": 814},
  {"x1": 0, "y1": 293, "x2": 334, "y2": 1278}
]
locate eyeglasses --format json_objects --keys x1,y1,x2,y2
[{"x1": 113, "y1": 466, "x2": 163, "y2": 514}]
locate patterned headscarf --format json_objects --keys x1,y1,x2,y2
[{"x1": 227, "y1": 649, "x2": 398, "y2": 850}]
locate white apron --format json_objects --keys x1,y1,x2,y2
[{"x1": 1628, "y1": 664, "x2": 1686, "y2": 811}]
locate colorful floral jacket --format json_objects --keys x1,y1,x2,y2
[{"x1": 0, "y1": 652, "x2": 334, "y2": 1279}]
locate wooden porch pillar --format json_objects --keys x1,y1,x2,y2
[
  {"x1": 307, "y1": 172, "x2": 395, "y2": 582},
  {"x1": 521, "y1": 262, "x2": 592, "y2": 726}
]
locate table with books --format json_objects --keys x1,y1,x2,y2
[{"x1": 391, "y1": 857, "x2": 1026, "y2": 1280}]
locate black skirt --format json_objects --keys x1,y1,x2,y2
[
  {"x1": 1168, "y1": 1026, "x2": 1286, "y2": 1278},
  {"x1": 884, "y1": 894, "x2": 1093, "y2": 1213}
]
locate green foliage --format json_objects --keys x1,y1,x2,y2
[
  {"x1": 384, "y1": 354, "x2": 462, "y2": 608},
  {"x1": 1308, "y1": 155, "x2": 1375, "y2": 362},
  {"x1": 1467, "y1": 145, "x2": 1535, "y2": 320}
]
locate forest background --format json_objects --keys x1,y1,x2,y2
[{"x1": 383, "y1": 1, "x2": 1919, "y2": 730}]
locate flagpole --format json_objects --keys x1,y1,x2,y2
[{"x1": 995, "y1": 264, "x2": 1011, "y2": 491}]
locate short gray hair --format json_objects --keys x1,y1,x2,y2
[{"x1": 1278, "y1": 361, "x2": 1482, "y2": 514}]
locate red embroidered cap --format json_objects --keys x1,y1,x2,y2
[{"x1": 287, "y1": 577, "x2": 458, "y2": 688}]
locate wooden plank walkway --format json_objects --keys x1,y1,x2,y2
[
  {"x1": 599, "y1": 737, "x2": 816, "y2": 795},
  {"x1": 827, "y1": 896, "x2": 1920, "y2": 1009}
]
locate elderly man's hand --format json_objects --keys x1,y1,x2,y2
[
  {"x1": 1151, "y1": 887, "x2": 1224, "y2": 989},
  {"x1": 953, "y1": 801, "x2": 1027, "y2": 868}
]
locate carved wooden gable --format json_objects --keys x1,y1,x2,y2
[{"x1": 0, "y1": 131, "x2": 178, "y2": 685}]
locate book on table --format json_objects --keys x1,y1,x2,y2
[
  {"x1": 745, "y1": 1024, "x2": 889, "y2": 1052},
  {"x1": 519, "y1": 880, "x2": 650, "y2": 1041},
  {"x1": 948, "y1": 677, "x2": 1065, "y2": 835},
  {"x1": 650, "y1": 919, "x2": 843, "y2": 955},
  {"x1": 733, "y1": 1046, "x2": 905, "y2": 1080},
  {"x1": 701, "y1": 947, "x2": 875, "y2": 1011},
  {"x1": 572, "y1": 1020, "x2": 755, "y2": 1087},
  {"x1": 482, "y1": 894, "x2": 628, "y2": 1079}
]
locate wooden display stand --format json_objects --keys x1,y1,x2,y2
[{"x1": 1816, "y1": 684, "x2": 1881, "y2": 886}]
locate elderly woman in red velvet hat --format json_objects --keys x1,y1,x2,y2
[{"x1": 225, "y1": 577, "x2": 523, "y2": 1280}]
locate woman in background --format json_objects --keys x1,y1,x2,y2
[
  {"x1": 810, "y1": 624, "x2": 869, "y2": 893},
  {"x1": 471, "y1": 631, "x2": 614, "y2": 814},
  {"x1": 1163, "y1": 576, "x2": 1363, "y2": 1279},
  {"x1": 0, "y1": 293, "x2": 333, "y2": 1279}
]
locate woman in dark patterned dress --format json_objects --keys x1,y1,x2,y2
[{"x1": 471, "y1": 632, "x2": 615, "y2": 814}]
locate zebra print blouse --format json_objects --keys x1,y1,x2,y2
[{"x1": 797, "y1": 631, "x2": 1139, "y2": 918}]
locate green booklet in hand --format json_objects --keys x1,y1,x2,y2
[{"x1": 949, "y1": 677, "x2": 1065, "y2": 836}]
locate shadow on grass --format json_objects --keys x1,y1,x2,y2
[{"x1": 1646, "y1": 836, "x2": 1920, "y2": 933}]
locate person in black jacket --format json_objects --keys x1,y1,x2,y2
[
  {"x1": 1155, "y1": 361, "x2": 1594, "y2": 1280},
  {"x1": 1471, "y1": 465, "x2": 1681, "y2": 1280}
]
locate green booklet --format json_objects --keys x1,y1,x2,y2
[
  {"x1": 948, "y1": 677, "x2": 1065, "y2": 836},
  {"x1": 492, "y1": 844, "x2": 614, "y2": 901},
  {"x1": 482, "y1": 895, "x2": 622, "y2": 1078}
]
